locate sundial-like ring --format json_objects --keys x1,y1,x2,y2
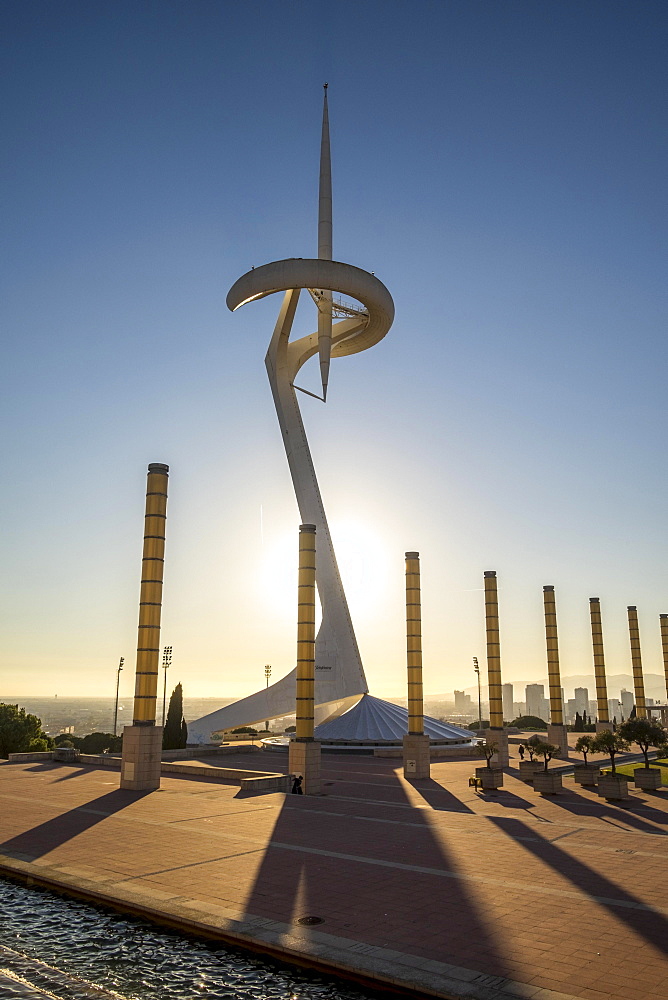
[{"x1": 226, "y1": 258, "x2": 394, "y2": 358}]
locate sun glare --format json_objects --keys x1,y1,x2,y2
[{"x1": 259, "y1": 519, "x2": 390, "y2": 625}]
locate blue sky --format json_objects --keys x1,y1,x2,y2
[{"x1": 1, "y1": 1, "x2": 667, "y2": 701}]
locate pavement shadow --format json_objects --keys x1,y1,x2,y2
[
  {"x1": 0, "y1": 788, "x2": 149, "y2": 861},
  {"x1": 242, "y1": 756, "x2": 510, "y2": 979},
  {"x1": 410, "y1": 776, "x2": 474, "y2": 813},
  {"x1": 545, "y1": 785, "x2": 668, "y2": 835},
  {"x1": 489, "y1": 815, "x2": 668, "y2": 957}
]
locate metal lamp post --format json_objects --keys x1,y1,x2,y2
[
  {"x1": 473, "y1": 656, "x2": 482, "y2": 730},
  {"x1": 162, "y1": 646, "x2": 172, "y2": 727},
  {"x1": 113, "y1": 657, "x2": 124, "y2": 737},
  {"x1": 264, "y1": 664, "x2": 272, "y2": 730}
]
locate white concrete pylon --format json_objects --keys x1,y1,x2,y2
[{"x1": 188, "y1": 92, "x2": 395, "y2": 744}]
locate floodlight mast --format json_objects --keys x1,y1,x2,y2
[{"x1": 223, "y1": 88, "x2": 395, "y2": 730}]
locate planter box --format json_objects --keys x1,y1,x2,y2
[
  {"x1": 533, "y1": 771, "x2": 563, "y2": 795},
  {"x1": 633, "y1": 767, "x2": 663, "y2": 791},
  {"x1": 475, "y1": 766, "x2": 503, "y2": 790},
  {"x1": 573, "y1": 765, "x2": 600, "y2": 787},
  {"x1": 519, "y1": 760, "x2": 543, "y2": 783},
  {"x1": 598, "y1": 773, "x2": 630, "y2": 801}
]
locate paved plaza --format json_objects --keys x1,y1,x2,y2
[{"x1": 1, "y1": 746, "x2": 667, "y2": 1000}]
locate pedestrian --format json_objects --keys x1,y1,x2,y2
[
  {"x1": 518, "y1": 744, "x2": 525, "y2": 761},
  {"x1": 291, "y1": 773, "x2": 303, "y2": 794}
]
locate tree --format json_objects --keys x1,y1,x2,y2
[
  {"x1": 163, "y1": 683, "x2": 188, "y2": 750},
  {"x1": 476, "y1": 740, "x2": 499, "y2": 769},
  {"x1": 529, "y1": 740, "x2": 561, "y2": 772},
  {"x1": 510, "y1": 716, "x2": 547, "y2": 730},
  {"x1": 574, "y1": 734, "x2": 596, "y2": 766},
  {"x1": 231, "y1": 726, "x2": 258, "y2": 735},
  {"x1": 79, "y1": 732, "x2": 122, "y2": 754},
  {"x1": 0, "y1": 703, "x2": 52, "y2": 758},
  {"x1": 573, "y1": 712, "x2": 583, "y2": 733},
  {"x1": 618, "y1": 718, "x2": 667, "y2": 769},
  {"x1": 590, "y1": 729, "x2": 630, "y2": 775}
]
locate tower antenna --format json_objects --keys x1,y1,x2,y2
[{"x1": 318, "y1": 83, "x2": 333, "y2": 400}]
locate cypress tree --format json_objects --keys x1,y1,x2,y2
[{"x1": 163, "y1": 683, "x2": 188, "y2": 749}]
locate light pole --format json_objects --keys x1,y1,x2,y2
[
  {"x1": 113, "y1": 657, "x2": 124, "y2": 736},
  {"x1": 264, "y1": 664, "x2": 272, "y2": 730},
  {"x1": 473, "y1": 656, "x2": 482, "y2": 730},
  {"x1": 162, "y1": 646, "x2": 172, "y2": 727}
]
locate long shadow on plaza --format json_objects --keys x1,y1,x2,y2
[
  {"x1": 241, "y1": 757, "x2": 510, "y2": 979},
  {"x1": 542, "y1": 784, "x2": 668, "y2": 836},
  {"x1": 0, "y1": 789, "x2": 149, "y2": 861},
  {"x1": 488, "y1": 814, "x2": 668, "y2": 957}
]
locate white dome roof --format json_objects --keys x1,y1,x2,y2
[{"x1": 314, "y1": 694, "x2": 474, "y2": 743}]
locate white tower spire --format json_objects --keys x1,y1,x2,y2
[{"x1": 318, "y1": 83, "x2": 333, "y2": 400}]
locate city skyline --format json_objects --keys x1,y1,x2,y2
[{"x1": 2, "y1": 2, "x2": 667, "y2": 698}]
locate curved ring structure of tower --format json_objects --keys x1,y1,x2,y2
[{"x1": 187, "y1": 260, "x2": 394, "y2": 743}]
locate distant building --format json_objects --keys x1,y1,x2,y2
[
  {"x1": 574, "y1": 688, "x2": 589, "y2": 716},
  {"x1": 502, "y1": 683, "x2": 514, "y2": 722},
  {"x1": 513, "y1": 701, "x2": 526, "y2": 719},
  {"x1": 621, "y1": 689, "x2": 634, "y2": 718},
  {"x1": 525, "y1": 684, "x2": 549, "y2": 721},
  {"x1": 589, "y1": 700, "x2": 598, "y2": 720},
  {"x1": 454, "y1": 690, "x2": 473, "y2": 716},
  {"x1": 608, "y1": 698, "x2": 622, "y2": 722}
]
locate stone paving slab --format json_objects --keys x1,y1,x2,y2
[{"x1": 1, "y1": 751, "x2": 667, "y2": 1000}]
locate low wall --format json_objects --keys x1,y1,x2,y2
[{"x1": 374, "y1": 745, "x2": 478, "y2": 759}]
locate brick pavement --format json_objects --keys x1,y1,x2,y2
[{"x1": 1, "y1": 749, "x2": 667, "y2": 1000}]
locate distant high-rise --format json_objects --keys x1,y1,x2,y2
[
  {"x1": 620, "y1": 689, "x2": 634, "y2": 718},
  {"x1": 525, "y1": 684, "x2": 548, "y2": 721},
  {"x1": 574, "y1": 687, "x2": 589, "y2": 716},
  {"x1": 454, "y1": 689, "x2": 473, "y2": 715},
  {"x1": 502, "y1": 683, "x2": 513, "y2": 722}
]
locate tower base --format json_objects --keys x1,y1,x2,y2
[
  {"x1": 547, "y1": 723, "x2": 570, "y2": 761},
  {"x1": 403, "y1": 733, "x2": 431, "y2": 778},
  {"x1": 483, "y1": 728, "x2": 509, "y2": 767},
  {"x1": 288, "y1": 740, "x2": 322, "y2": 795},
  {"x1": 120, "y1": 725, "x2": 162, "y2": 791}
]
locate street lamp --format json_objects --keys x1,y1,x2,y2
[
  {"x1": 264, "y1": 664, "x2": 272, "y2": 730},
  {"x1": 113, "y1": 657, "x2": 124, "y2": 736},
  {"x1": 162, "y1": 646, "x2": 173, "y2": 727},
  {"x1": 473, "y1": 656, "x2": 482, "y2": 730}
]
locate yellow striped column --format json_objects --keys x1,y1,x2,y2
[
  {"x1": 661, "y1": 615, "x2": 668, "y2": 703},
  {"x1": 483, "y1": 571, "x2": 508, "y2": 766},
  {"x1": 402, "y1": 552, "x2": 430, "y2": 778},
  {"x1": 589, "y1": 598, "x2": 611, "y2": 730},
  {"x1": 295, "y1": 524, "x2": 316, "y2": 741},
  {"x1": 133, "y1": 463, "x2": 169, "y2": 725},
  {"x1": 405, "y1": 552, "x2": 423, "y2": 735},
  {"x1": 288, "y1": 524, "x2": 321, "y2": 794},
  {"x1": 543, "y1": 587, "x2": 569, "y2": 758},
  {"x1": 627, "y1": 606, "x2": 647, "y2": 719},
  {"x1": 121, "y1": 463, "x2": 168, "y2": 791}
]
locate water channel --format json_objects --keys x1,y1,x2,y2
[{"x1": 0, "y1": 878, "x2": 379, "y2": 1000}]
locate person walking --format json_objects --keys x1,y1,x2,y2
[{"x1": 518, "y1": 744, "x2": 525, "y2": 761}]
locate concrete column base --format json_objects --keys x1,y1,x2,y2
[
  {"x1": 596, "y1": 721, "x2": 614, "y2": 733},
  {"x1": 288, "y1": 740, "x2": 322, "y2": 795},
  {"x1": 120, "y1": 725, "x2": 163, "y2": 791},
  {"x1": 483, "y1": 728, "x2": 509, "y2": 767},
  {"x1": 547, "y1": 723, "x2": 570, "y2": 761},
  {"x1": 403, "y1": 733, "x2": 431, "y2": 778}
]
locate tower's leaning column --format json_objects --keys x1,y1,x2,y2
[
  {"x1": 590, "y1": 598, "x2": 612, "y2": 732},
  {"x1": 543, "y1": 586, "x2": 569, "y2": 759},
  {"x1": 121, "y1": 463, "x2": 168, "y2": 791},
  {"x1": 627, "y1": 606, "x2": 647, "y2": 720},
  {"x1": 483, "y1": 571, "x2": 509, "y2": 766},
  {"x1": 402, "y1": 552, "x2": 430, "y2": 778}
]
